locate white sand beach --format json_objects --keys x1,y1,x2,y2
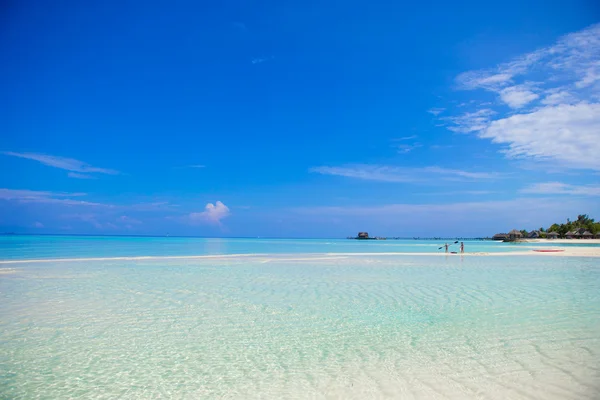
[
  {"x1": 525, "y1": 238, "x2": 600, "y2": 244},
  {"x1": 2, "y1": 245, "x2": 600, "y2": 265}
]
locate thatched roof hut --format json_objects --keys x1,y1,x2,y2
[
  {"x1": 546, "y1": 231, "x2": 559, "y2": 239},
  {"x1": 492, "y1": 233, "x2": 509, "y2": 240},
  {"x1": 508, "y1": 229, "x2": 523, "y2": 240},
  {"x1": 582, "y1": 231, "x2": 593, "y2": 239},
  {"x1": 528, "y1": 230, "x2": 541, "y2": 238},
  {"x1": 357, "y1": 232, "x2": 369, "y2": 239}
]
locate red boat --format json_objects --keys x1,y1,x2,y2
[{"x1": 533, "y1": 249, "x2": 564, "y2": 253}]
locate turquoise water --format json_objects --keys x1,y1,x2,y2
[
  {"x1": 1, "y1": 237, "x2": 599, "y2": 399},
  {"x1": 2, "y1": 235, "x2": 599, "y2": 260}
]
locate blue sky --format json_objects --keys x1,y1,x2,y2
[{"x1": 1, "y1": 0, "x2": 599, "y2": 237}]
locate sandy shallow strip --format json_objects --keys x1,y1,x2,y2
[
  {"x1": 1, "y1": 246, "x2": 599, "y2": 264},
  {"x1": 525, "y1": 238, "x2": 600, "y2": 244}
]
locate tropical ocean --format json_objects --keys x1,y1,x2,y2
[{"x1": 1, "y1": 235, "x2": 599, "y2": 399}]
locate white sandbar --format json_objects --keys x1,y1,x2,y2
[{"x1": 2, "y1": 246, "x2": 599, "y2": 264}]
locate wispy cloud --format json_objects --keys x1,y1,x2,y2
[
  {"x1": 311, "y1": 165, "x2": 414, "y2": 182},
  {"x1": 173, "y1": 164, "x2": 206, "y2": 170},
  {"x1": 252, "y1": 56, "x2": 273, "y2": 65},
  {"x1": 521, "y1": 182, "x2": 600, "y2": 196},
  {"x1": 2, "y1": 152, "x2": 120, "y2": 178},
  {"x1": 396, "y1": 143, "x2": 422, "y2": 153},
  {"x1": 62, "y1": 213, "x2": 119, "y2": 230},
  {"x1": 129, "y1": 201, "x2": 179, "y2": 211},
  {"x1": 422, "y1": 166, "x2": 502, "y2": 180},
  {"x1": 187, "y1": 201, "x2": 231, "y2": 225},
  {"x1": 443, "y1": 23, "x2": 600, "y2": 170},
  {"x1": 310, "y1": 164, "x2": 501, "y2": 183},
  {"x1": 0, "y1": 188, "x2": 109, "y2": 207},
  {"x1": 443, "y1": 109, "x2": 495, "y2": 133},
  {"x1": 427, "y1": 108, "x2": 445, "y2": 116},
  {"x1": 392, "y1": 136, "x2": 421, "y2": 153},
  {"x1": 68, "y1": 172, "x2": 95, "y2": 179},
  {"x1": 293, "y1": 199, "x2": 531, "y2": 217},
  {"x1": 394, "y1": 135, "x2": 418, "y2": 141},
  {"x1": 482, "y1": 103, "x2": 599, "y2": 169}
]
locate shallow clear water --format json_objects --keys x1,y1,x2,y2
[
  {"x1": 1, "y1": 238, "x2": 599, "y2": 399},
  {"x1": 2, "y1": 235, "x2": 598, "y2": 260}
]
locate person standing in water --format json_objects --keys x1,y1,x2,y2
[
  {"x1": 460, "y1": 242, "x2": 464, "y2": 253},
  {"x1": 444, "y1": 243, "x2": 449, "y2": 253}
]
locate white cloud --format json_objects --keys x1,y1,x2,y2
[
  {"x1": 2, "y1": 152, "x2": 119, "y2": 177},
  {"x1": 310, "y1": 164, "x2": 501, "y2": 182},
  {"x1": 480, "y1": 103, "x2": 600, "y2": 170},
  {"x1": 444, "y1": 23, "x2": 600, "y2": 170},
  {"x1": 499, "y1": 85, "x2": 539, "y2": 108},
  {"x1": 188, "y1": 201, "x2": 231, "y2": 225},
  {"x1": 575, "y1": 62, "x2": 600, "y2": 88},
  {"x1": 521, "y1": 182, "x2": 600, "y2": 196},
  {"x1": 540, "y1": 90, "x2": 576, "y2": 105}
]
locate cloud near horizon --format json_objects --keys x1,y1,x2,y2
[
  {"x1": 521, "y1": 182, "x2": 600, "y2": 196},
  {"x1": 291, "y1": 197, "x2": 599, "y2": 235},
  {"x1": 310, "y1": 165, "x2": 502, "y2": 183},
  {"x1": 188, "y1": 201, "x2": 231, "y2": 225},
  {"x1": 446, "y1": 23, "x2": 600, "y2": 171}
]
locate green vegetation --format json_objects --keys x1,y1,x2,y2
[{"x1": 546, "y1": 214, "x2": 600, "y2": 236}]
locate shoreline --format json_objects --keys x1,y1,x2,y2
[
  {"x1": 523, "y1": 238, "x2": 600, "y2": 244},
  {"x1": 2, "y1": 246, "x2": 600, "y2": 264}
]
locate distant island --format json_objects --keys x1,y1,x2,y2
[
  {"x1": 492, "y1": 214, "x2": 600, "y2": 241},
  {"x1": 349, "y1": 232, "x2": 386, "y2": 240},
  {"x1": 347, "y1": 215, "x2": 600, "y2": 242},
  {"x1": 347, "y1": 232, "x2": 487, "y2": 241}
]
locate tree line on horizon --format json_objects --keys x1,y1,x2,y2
[{"x1": 519, "y1": 214, "x2": 600, "y2": 237}]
